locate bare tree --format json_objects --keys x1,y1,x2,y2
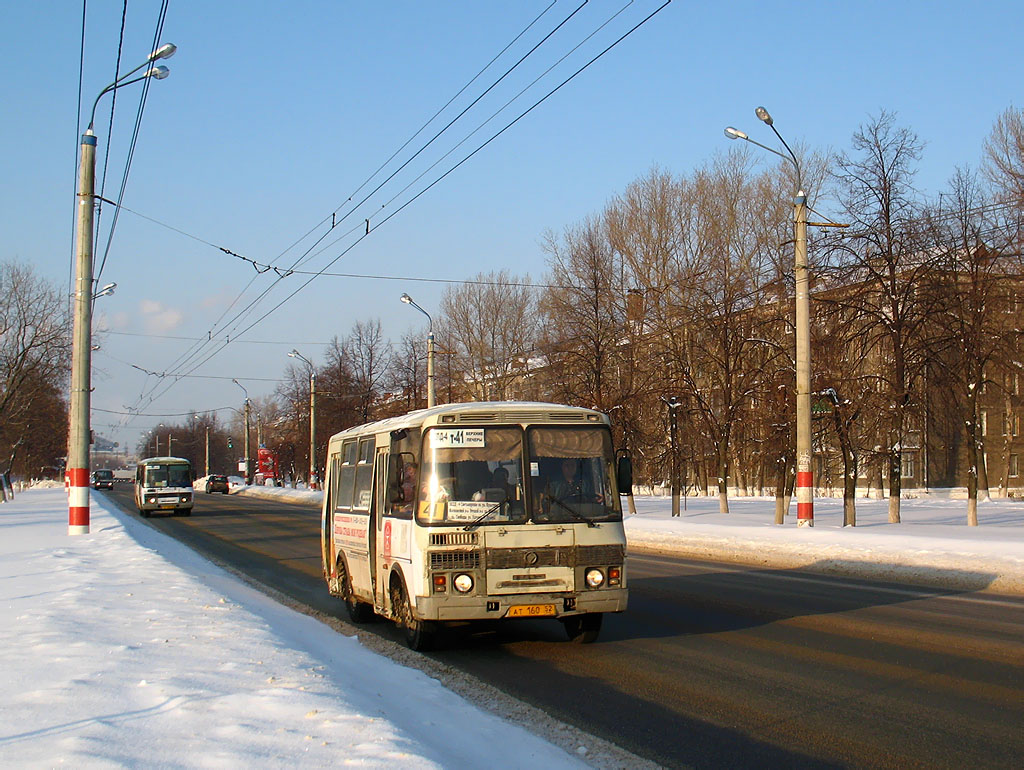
[
  {"x1": 0, "y1": 261, "x2": 71, "y2": 478},
  {"x1": 925, "y1": 169, "x2": 1023, "y2": 524},
  {"x1": 439, "y1": 272, "x2": 537, "y2": 401},
  {"x1": 984, "y1": 106, "x2": 1024, "y2": 206},
  {"x1": 539, "y1": 216, "x2": 627, "y2": 410},
  {"x1": 833, "y1": 111, "x2": 933, "y2": 523},
  {"x1": 344, "y1": 319, "x2": 394, "y2": 422}
]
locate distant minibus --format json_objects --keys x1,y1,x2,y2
[
  {"x1": 321, "y1": 401, "x2": 631, "y2": 650},
  {"x1": 134, "y1": 456, "x2": 193, "y2": 517}
]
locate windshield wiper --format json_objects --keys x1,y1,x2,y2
[
  {"x1": 546, "y1": 495, "x2": 597, "y2": 527},
  {"x1": 462, "y1": 500, "x2": 505, "y2": 531}
]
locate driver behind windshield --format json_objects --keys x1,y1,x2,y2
[{"x1": 546, "y1": 458, "x2": 603, "y2": 504}]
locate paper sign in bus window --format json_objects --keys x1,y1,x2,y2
[{"x1": 430, "y1": 429, "x2": 485, "y2": 448}]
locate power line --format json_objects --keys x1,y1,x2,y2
[
  {"x1": 93, "y1": 0, "x2": 128, "y2": 277},
  {"x1": 271, "y1": 1, "x2": 560, "y2": 269},
  {"x1": 95, "y1": 0, "x2": 171, "y2": 285},
  {"x1": 104, "y1": 330, "x2": 336, "y2": 345},
  {"x1": 119, "y1": 3, "x2": 671, "y2": 415}
]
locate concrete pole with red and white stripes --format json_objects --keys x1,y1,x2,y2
[
  {"x1": 794, "y1": 191, "x2": 814, "y2": 527},
  {"x1": 67, "y1": 129, "x2": 97, "y2": 535}
]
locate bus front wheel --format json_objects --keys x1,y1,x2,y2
[
  {"x1": 390, "y1": 579, "x2": 435, "y2": 652},
  {"x1": 562, "y1": 613, "x2": 602, "y2": 644}
]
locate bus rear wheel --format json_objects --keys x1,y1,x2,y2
[
  {"x1": 391, "y1": 579, "x2": 434, "y2": 652},
  {"x1": 337, "y1": 559, "x2": 374, "y2": 624},
  {"x1": 562, "y1": 613, "x2": 602, "y2": 644}
]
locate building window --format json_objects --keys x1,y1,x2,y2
[
  {"x1": 1003, "y1": 413, "x2": 1019, "y2": 437},
  {"x1": 901, "y1": 451, "x2": 916, "y2": 479},
  {"x1": 1010, "y1": 454, "x2": 1020, "y2": 478}
]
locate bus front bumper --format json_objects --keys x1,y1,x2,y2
[{"x1": 417, "y1": 588, "x2": 628, "y2": 621}]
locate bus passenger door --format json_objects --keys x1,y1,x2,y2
[{"x1": 373, "y1": 448, "x2": 389, "y2": 608}]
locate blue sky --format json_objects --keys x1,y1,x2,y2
[{"x1": 3, "y1": 0, "x2": 1023, "y2": 452}]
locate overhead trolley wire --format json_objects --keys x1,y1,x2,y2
[
  {"x1": 93, "y1": 0, "x2": 128, "y2": 286},
  {"x1": 121, "y1": 2, "x2": 672, "y2": 420},
  {"x1": 124, "y1": 3, "x2": 590, "y2": 410},
  {"x1": 95, "y1": 0, "x2": 171, "y2": 286},
  {"x1": 271, "y1": 0, "x2": 560, "y2": 268}
]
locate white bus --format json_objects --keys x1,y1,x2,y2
[
  {"x1": 134, "y1": 456, "x2": 194, "y2": 517},
  {"x1": 321, "y1": 401, "x2": 631, "y2": 650}
]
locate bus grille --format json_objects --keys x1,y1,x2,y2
[
  {"x1": 429, "y1": 550, "x2": 481, "y2": 570},
  {"x1": 485, "y1": 543, "x2": 624, "y2": 569},
  {"x1": 430, "y1": 532, "x2": 478, "y2": 546}
]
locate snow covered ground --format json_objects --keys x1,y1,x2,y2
[{"x1": 1, "y1": 486, "x2": 1021, "y2": 767}]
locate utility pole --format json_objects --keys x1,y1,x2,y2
[
  {"x1": 793, "y1": 188, "x2": 813, "y2": 527},
  {"x1": 67, "y1": 127, "x2": 96, "y2": 536},
  {"x1": 309, "y1": 368, "x2": 317, "y2": 488},
  {"x1": 662, "y1": 396, "x2": 682, "y2": 516},
  {"x1": 244, "y1": 399, "x2": 252, "y2": 484},
  {"x1": 66, "y1": 43, "x2": 175, "y2": 536},
  {"x1": 233, "y1": 379, "x2": 251, "y2": 485},
  {"x1": 205, "y1": 425, "x2": 210, "y2": 476},
  {"x1": 401, "y1": 293, "x2": 435, "y2": 408},
  {"x1": 725, "y1": 105, "x2": 838, "y2": 527},
  {"x1": 288, "y1": 350, "x2": 318, "y2": 487}
]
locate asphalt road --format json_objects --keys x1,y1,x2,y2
[{"x1": 103, "y1": 485, "x2": 1024, "y2": 769}]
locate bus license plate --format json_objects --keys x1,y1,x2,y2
[
  {"x1": 160, "y1": 503, "x2": 176, "y2": 509},
  {"x1": 506, "y1": 604, "x2": 556, "y2": 618}
]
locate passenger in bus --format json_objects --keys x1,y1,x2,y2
[
  {"x1": 473, "y1": 466, "x2": 516, "y2": 502},
  {"x1": 491, "y1": 467, "x2": 516, "y2": 501},
  {"x1": 397, "y1": 462, "x2": 417, "y2": 513}
]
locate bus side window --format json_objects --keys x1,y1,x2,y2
[{"x1": 336, "y1": 440, "x2": 358, "y2": 512}]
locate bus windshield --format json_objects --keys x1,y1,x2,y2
[
  {"x1": 418, "y1": 426, "x2": 527, "y2": 526},
  {"x1": 144, "y1": 463, "x2": 192, "y2": 488},
  {"x1": 417, "y1": 424, "x2": 621, "y2": 526},
  {"x1": 528, "y1": 426, "x2": 621, "y2": 525}
]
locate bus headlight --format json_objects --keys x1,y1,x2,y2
[
  {"x1": 585, "y1": 568, "x2": 605, "y2": 588},
  {"x1": 453, "y1": 573, "x2": 474, "y2": 593},
  {"x1": 147, "y1": 496, "x2": 157, "y2": 504}
]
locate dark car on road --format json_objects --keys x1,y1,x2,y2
[
  {"x1": 92, "y1": 469, "x2": 115, "y2": 489},
  {"x1": 205, "y1": 474, "x2": 230, "y2": 494}
]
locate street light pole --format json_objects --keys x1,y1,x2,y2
[
  {"x1": 400, "y1": 293, "x2": 435, "y2": 408},
  {"x1": 288, "y1": 350, "x2": 317, "y2": 489},
  {"x1": 66, "y1": 43, "x2": 175, "y2": 536},
  {"x1": 233, "y1": 379, "x2": 251, "y2": 485},
  {"x1": 661, "y1": 396, "x2": 682, "y2": 517},
  {"x1": 725, "y1": 106, "x2": 813, "y2": 526}
]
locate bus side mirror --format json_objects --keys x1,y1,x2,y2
[{"x1": 616, "y1": 453, "x2": 633, "y2": 494}]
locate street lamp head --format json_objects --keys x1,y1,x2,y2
[
  {"x1": 146, "y1": 65, "x2": 170, "y2": 80},
  {"x1": 288, "y1": 350, "x2": 298, "y2": 359},
  {"x1": 724, "y1": 126, "x2": 747, "y2": 140},
  {"x1": 755, "y1": 106, "x2": 773, "y2": 126},
  {"x1": 149, "y1": 43, "x2": 177, "y2": 61},
  {"x1": 93, "y1": 282, "x2": 117, "y2": 299},
  {"x1": 400, "y1": 293, "x2": 413, "y2": 305}
]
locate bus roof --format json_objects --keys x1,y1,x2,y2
[
  {"x1": 137, "y1": 456, "x2": 192, "y2": 465},
  {"x1": 326, "y1": 401, "x2": 609, "y2": 445}
]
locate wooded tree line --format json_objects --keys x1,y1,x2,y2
[{"x1": 151, "y1": 107, "x2": 1024, "y2": 526}]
